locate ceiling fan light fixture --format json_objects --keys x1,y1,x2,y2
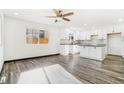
[{"x1": 46, "y1": 9, "x2": 74, "y2": 23}]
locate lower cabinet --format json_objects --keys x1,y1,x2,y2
[
  {"x1": 60, "y1": 45, "x2": 79, "y2": 55},
  {"x1": 60, "y1": 45, "x2": 69, "y2": 55},
  {"x1": 80, "y1": 46, "x2": 106, "y2": 61}
]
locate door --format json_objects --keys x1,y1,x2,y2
[{"x1": 108, "y1": 33, "x2": 122, "y2": 56}]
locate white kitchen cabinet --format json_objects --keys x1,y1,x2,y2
[
  {"x1": 90, "y1": 30, "x2": 94, "y2": 36},
  {"x1": 80, "y1": 46, "x2": 106, "y2": 61},
  {"x1": 114, "y1": 25, "x2": 122, "y2": 33},
  {"x1": 98, "y1": 31, "x2": 107, "y2": 39},
  {"x1": 69, "y1": 45, "x2": 73, "y2": 54},
  {"x1": 80, "y1": 31, "x2": 91, "y2": 40},
  {"x1": 103, "y1": 33, "x2": 107, "y2": 39},
  {"x1": 97, "y1": 30, "x2": 101, "y2": 39},
  {"x1": 85, "y1": 32, "x2": 91, "y2": 40},
  {"x1": 80, "y1": 31, "x2": 87, "y2": 40},
  {"x1": 69, "y1": 45, "x2": 79, "y2": 54},
  {"x1": 60, "y1": 45, "x2": 79, "y2": 55},
  {"x1": 121, "y1": 31, "x2": 124, "y2": 37},
  {"x1": 97, "y1": 30, "x2": 102, "y2": 39},
  {"x1": 79, "y1": 32, "x2": 85, "y2": 40},
  {"x1": 60, "y1": 45, "x2": 70, "y2": 55},
  {"x1": 80, "y1": 46, "x2": 88, "y2": 57}
]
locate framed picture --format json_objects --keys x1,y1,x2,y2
[
  {"x1": 26, "y1": 28, "x2": 32, "y2": 44},
  {"x1": 26, "y1": 28, "x2": 48, "y2": 44},
  {"x1": 32, "y1": 29, "x2": 39, "y2": 44},
  {"x1": 39, "y1": 30, "x2": 48, "y2": 44}
]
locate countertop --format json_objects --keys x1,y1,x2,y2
[
  {"x1": 60, "y1": 43, "x2": 78, "y2": 45},
  {"x1": 60, "y1": 43, "x2": 106, "y2": 47},
  {"x1": 78, "y1": 44, "x2": 106, "y2": 47}
]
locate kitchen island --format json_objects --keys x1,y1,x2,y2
[{"x1": 79, "y1": 44, "x2": 106, "y2": 61}]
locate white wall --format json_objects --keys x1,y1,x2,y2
[
  {"x1": 4, "y1": 17, "x2": 60, "y2": 61},
  {"x1": 0, "y1": 12, "x2": 4, "y2": 73},
  {"x1": 4, "y1": 16, "x2": 124, "y2": 61}
]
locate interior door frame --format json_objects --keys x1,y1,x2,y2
[{"x1": 107, "y1": 32, "x2": 122, "y2": 56}]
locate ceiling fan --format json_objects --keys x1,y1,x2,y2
[{"x1": 46, "y1": 9, "x2": 74, "y2": 23}]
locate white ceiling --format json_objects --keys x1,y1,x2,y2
[{"x1": 2, "y1": 9, "x2": 124, "y2": 28}]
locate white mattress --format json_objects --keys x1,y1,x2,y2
[
  {"x1": 44, "y1": 64, "x2": 82, "y2": 84},
  {"x1": 17, "y1": 68, "x2": 48, "y2": 84},
  {"x1": 17, "y1": 64, "x2": 82, "y2": 84}
]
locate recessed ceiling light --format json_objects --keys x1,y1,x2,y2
[
  {"x1": 14, "y1": 13, "x2": 19, "y2": 15},
  {"x1": 118, "y1": 18, "x2": 123, "y2": 22},
  {"x1": 83, "y1": 24, "x2": 87, "y2": 26}
]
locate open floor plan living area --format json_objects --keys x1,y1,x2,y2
[{"x1": 0, "y1": 9, "x2": 124, "y2": 84}]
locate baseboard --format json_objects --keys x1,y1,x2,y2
[
  {"x1": 80, "y1": 56, "x2": 103, "y2": 61},
  {"x1": 107, "y1": 54, "x2": 123, "y2": 57},
  {"x1": 5, "y1": 53, "x2": 60, "y2": 63}
]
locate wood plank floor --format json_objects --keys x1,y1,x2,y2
[{"x1": 0, "y1": 54, "x2": 124, "y2": 84}]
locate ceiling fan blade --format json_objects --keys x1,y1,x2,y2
[
  {"x1": 62, "y1": 12, "x2": 74, "y2": 17},
  {"x1": 63, "y1": 17, "x2": 70, "y2": 21},
  {"x1": 46, "y1": 16, "x2": 58, "y2": 18},
  {"x1": 53, "y1": 9, "x2": 60, "y2": 16}
]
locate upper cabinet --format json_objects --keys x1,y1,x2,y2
[
  {"x1": 97, "y1": 30, "x2": 102, "y2": 39},
  {"x1": 80, "y1": 31, "x2": 87, "y2": 40},
  {"x1": 85, "y1": 31, "x2": 91, "y2": 40},
  {"x1": 79, "y1": 24, "x2": 124, "y2": 40},
  {"x1": 98, "y1": 29, "x2": 107, "y2": 39}
]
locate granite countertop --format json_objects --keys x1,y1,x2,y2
[
  {"x1": 78, "y1": 44, "x2": 106, "y2": 47},
  {"x1": 60, "y1": 43, "x2": 106, "y2": 47},
  {"x1": 60, "y1": 43, "x2": 78, "y2": 45}
]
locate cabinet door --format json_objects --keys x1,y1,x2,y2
[
  {"x1": 97, "y1": 30, "x2": 102, "y2": 39},
  {"x1": 103, "y1": 33, "x2": 107, "y2": 39},
  {"x1": 69, "y1": 45, "x2": 74, "y2": 54},
  {"x1": 81, "y1": 32, "x2": 86, "y2": 40},
  {"x1": 86, "y1": 32, "x2": 91, "y2": 40},
  {"x1": 60, "y1": 45, "x2": 69, "y2": 55},
  {"x1": 80, "y1": 46, "x2": 86, "y2": 57}
]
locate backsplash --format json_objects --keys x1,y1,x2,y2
[
  {"x1": 79, "y1": 39, "x2": 106, "y2": 45},
  {"x1": 60, "y1": 39, "x2": 106, "y2": 45}
]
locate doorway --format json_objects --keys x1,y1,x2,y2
[{"x1": 107, "y1": 33, "x2": 122, "y2": 56}]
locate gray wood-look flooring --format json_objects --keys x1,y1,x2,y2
[{"x1": 0, "y1": 54, "x2": 124, "y2": 84}]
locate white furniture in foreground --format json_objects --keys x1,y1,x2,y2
[
  {"x1": 80, "y1": 45, "x2": 106, "y2": 61},
  {"x1": 44, "y1": 64, "x2": 82, "y2": 84},
  {"x1": 60, "y1": 45, "x2": 69, "y2": 55},
  {"x1": 17, "y1": 68, "x2": 49, "y2": 84},
  {"x1": 17, "y1": 64, "x2": 82, "y2": 84}
]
